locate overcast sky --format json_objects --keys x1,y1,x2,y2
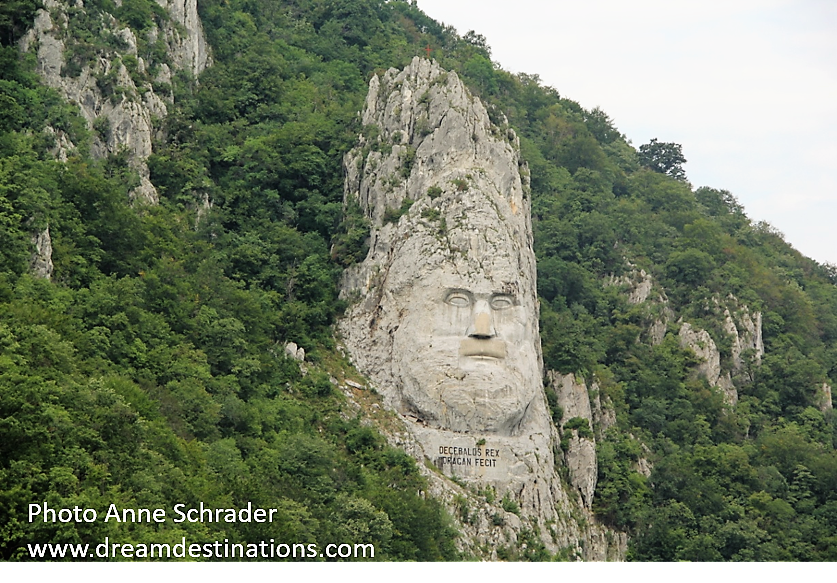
[{"x1": 417, "y1": 0, "x2": 837, "y2": 266}]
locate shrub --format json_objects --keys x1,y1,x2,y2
[
  {"x1": 399, "y1": 146, "x2": 416, "y2": 178},
  {"x1": 93, "y1": 116, "x2": 111, "y2": 141},
  {"x1": 427, "y1": 186, "x2": 443, "y2": 199},
  {"x1": 383, "y1": 198, "x2": 414, "y2": 225}
]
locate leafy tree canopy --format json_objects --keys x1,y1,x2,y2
[{"x1": 638, "y1": 138, "x2": 687, "y2": 181}]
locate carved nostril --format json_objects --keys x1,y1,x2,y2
[{"x1": 470, "y1": 312, "x2": 493, "y2": 339}]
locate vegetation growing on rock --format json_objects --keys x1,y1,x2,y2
[{"x1": 1, "y1": 0, "x2": 836, "y2": 562}]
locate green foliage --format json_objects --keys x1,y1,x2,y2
[
  {"x1": 115, "y1": 0, "x2": 167, "y2": 34},
  {"x1": 331, "y1": 199, "x2": 370, "y2": 267},
  {"x1": 665, "y1": 248, "x2": 716, "y2": 287},
  {"x1": 638, "y1": 138, "x2": 687, "y2": 181},
  {"x1": 564, "y1": 416, "x2": 593, "y2": 439},
  {"x1": 561, "y1": 417, "x2": 593, "y2": 452},
  {"x1": 92, "y1": 116, "x2": 110, "y2": 141},
  {"x1": 584, "y1": 107, "x2": 620, "y2": 144},
  {"x1": 420, "y1": 207, "x2": 440, "y2": 221},
  {"x1": 544, "y1": 383, "x2": 564, "y2": 425},
  {"x1": 415, "y1": 116, "x2": 432, "y2": 137},
  {"x1": 3, "y1": 0, "x2": 837, "y2": 563},
  {"x1": 0, "y1": 0, "x2": 41, "y2": 46},
  {"x1": 382, "y1": 198, "x2": 414, "y2": 225},
  {"x1": 399, "y1": 146, "x2": 416, "y2": 178},
  {"x1": 500, "y1": 493, "x2": 520, "y2": 516},
  {"x1": 451, "y1": 178, "x2": 468, "y2": 192}
]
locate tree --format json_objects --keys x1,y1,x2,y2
[
  {"x1": 638, "y1": 138, "x2": 687, "y2": 181},
  {"x1": 0, "y1": 0, "x2": 41, "y2": 46},
  {"x1": 584, "y1": 107, "x2": 620, "y2": 144}
]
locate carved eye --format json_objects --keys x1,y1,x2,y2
[
  {"x1": 446, "y1": 293, "x2": 470, "y2": 307},
  {"x1": 490, "y1": 295, "x2": 514, "y2": 310}
]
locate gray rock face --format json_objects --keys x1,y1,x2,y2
[
  {"x1": 44, "y1": 125, "x2": 76, "y2": 162},
  {"x1": 20, "y1": 0, "x2": 211, "y2": 204},
  {"x1": 677, "y1": 297, "x2": 764, "y2": 406},
  {"x1": 30, "y1": 227, "x2": 54, "y2": 280},
  {"x1": 819, "y1": 383, "x2": 833, "y2": 413},
  {"x1": 723, "y1": 301, "x2": 764, "y2": 372},
  {"x1": 548, "y1": 372, "x2": 598, "y2": 507},
  {"x1": 610, "y1": 266, "x2": 764, "y2": 407},
  {"x1": 341, "y1": 57, "x2": 539, "y2": 438},
  {"x1": 678, "y1": 321, "x2": 737, "y2": 403},
  {"x1": 339, "y1": 58, "x2": 622, "y2": 559},
  {"x1": 283, "y1": 342, "x2": 305, "y2": 362},
  {"x1": 153, "y1": 0, "x2": 211, "y2": 76}
]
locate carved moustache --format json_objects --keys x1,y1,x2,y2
[{"x1": 459, "y1": 338, "x2": 507, "y2": 359}]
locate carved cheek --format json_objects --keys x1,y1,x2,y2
[
  {"x1": 493, "y1": 306, "x2": 528, "y2": 343},
  {"x1": 433, "y1": 304, "x2": 471, "y2": 336}
]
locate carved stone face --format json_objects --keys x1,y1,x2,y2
[
  {"x1": 339, "y1": 59, "x2": 544, "y2": 438},
  {"x1": 387, "y1": 220, "x2": 541, "y2": 435}
]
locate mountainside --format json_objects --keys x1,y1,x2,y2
[
  {"x1": 2, "y1": 0, "x2": 836, "y2": 562},
  {"x1": 20, "y1": 0, "x2": 210, "y2": 204},
  {"x1": 336, "y1": 56, "x2": 623, "y2": 559}
]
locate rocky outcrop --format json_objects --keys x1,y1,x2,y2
[
  {"x1": 819, "y1": 383, "x2": 833, "y2": 413},
  {"x1": 283, "y1": 342, "x2": 305, "y2": 362},
  {"x1": 29, "y1": 226, "x2": 54, "y2": 280},
  {"x1": 153, "y1": 0, "x2": 211, "y2": 77},
  {"x1": 678, "y1": 321, "x2": 737, "y2": 404},
  {"x1": 44, "y1": 125, "x2": 76, "y2": 162},
  {"x1": 606, "y1": 266, "x2": 673, "y2": 345},
  {"x1": 338, "y1": 58, "x2": 623, "y2": 560},
  {"x1": 676, "y1": 297, "x2": 764, "y2": 406},
  {"x1": 548, "y1": 372, "x2": 597, "y2": 508},
  {"x1": 722, "y1": 300, "x2": 764, "y2": 375},
  {"x1": 592, "y1": 384, "x2": 617, "y2": 436},
  {"x1": 609, "y1": 266, "x2": 764, "y2": 406},
  {"x1": 343, "y1": 58, "x2": 527, "y2": 232},
  {"x1": 20, "y1": 0, "x2": 211, "y2": 204},
  {"x1": 608, "y1": 267, "x2": 654, "y2": 305}
]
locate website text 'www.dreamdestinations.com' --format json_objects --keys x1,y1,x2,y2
[{"x1": 26, "y1": 538, "x2": 375, "y2": 560}]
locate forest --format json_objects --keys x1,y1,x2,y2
[{"x1": 2, "y1": 0, "x2": 837, "y2": 561}]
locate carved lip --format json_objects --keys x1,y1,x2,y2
[{"x1": 459, "y1": 338, "x2": 507, "y2": 359}]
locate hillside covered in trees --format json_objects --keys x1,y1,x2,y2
[{"x1": 2, "y1": 0, "x2": 837, "y2": 561}]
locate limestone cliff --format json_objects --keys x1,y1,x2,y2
[
  {"x1": 608, "y1": 266, "x2": 764, "y2": 406},
  {"x1": 548, "y1": 372, "x2": 598, "y2": 508},
  {"x1": 19, "y1": 0, "x2": 210, "y2": 204},
  {"x1": 29, "y1": 226, "x2": 54, "y2": 280},
  {"x1": 338, "y1": 57, "x2": 624, "y2": 560},
  {"x1": 606, "y1": 266, "x2": 673, "y2": 345}
]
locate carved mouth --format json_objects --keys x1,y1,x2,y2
[{"x1": 459, "y1": 338, "x2": 507, "y2": 359}]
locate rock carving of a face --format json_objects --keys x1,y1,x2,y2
[
  {"x1": 388, "y1": 210, "x2": 540, "y2": 436},
  {"x1": 340, "y1": 59, "x2": 542, "y2": 439}
]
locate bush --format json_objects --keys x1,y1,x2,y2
[
  {"x1": 383, "y1": 198, "x2": 414, "y2": 225},
  {"x1": 564, "y1": 416, "x2": 592, "y2": 436},
  {"x1": 451, "y1": 178, "x2": 468, "y2": 191},
  {"x1": 93, "y1": 116, "x2": 111, "y2": 141},
  {"x1": 399, "y1": 146, "x2": 416, "y2": 178},
  {"x1": 427, "y1": 186, "x2": 443, "y2": 199}
]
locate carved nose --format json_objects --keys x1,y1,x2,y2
[{"x1": 468, "y1": 304, "x2": 495, "y2": 339}]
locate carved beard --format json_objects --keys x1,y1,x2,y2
[{"x1": 393, "y1": 335, "x2": 538, "y2": 435}]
